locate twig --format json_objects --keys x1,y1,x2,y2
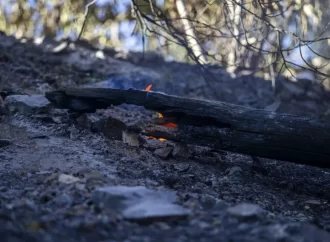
[{"x1": 76, "y1": 0, "x2": 98, "y2": 41}]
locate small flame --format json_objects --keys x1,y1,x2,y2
[
  {"x1": 144, "y1": 85, "x2": 177, "y2": 142},
  {"x1": 145, "y1": 84, "x2": 152, "y2": 92},
  {"x1": 158, "y1": 112, "x2": 177, "y2": 128},
  {"x1": 147, "y1": 136, "x2": 166, "y2": 142}
]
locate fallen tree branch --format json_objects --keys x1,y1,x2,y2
[{"x1": 46, "y1": 88, "x2": 330, "y2": 168}]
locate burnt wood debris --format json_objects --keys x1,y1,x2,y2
[{"x1": 46, "y1": 88, "x2": 330, "y2": 169}]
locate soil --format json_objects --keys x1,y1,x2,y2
[{"x1": 1, "y1": 32, "x2": 330, "y2": 242}]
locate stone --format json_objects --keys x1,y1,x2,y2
[
  {"x1": 76, "y1": 113, "x2": 105, "y2": 130},
  {"x1": 304, "y1": 199, "x2": 321, "y2": 205},
  {"x1": 4, "y1": 95, "x2": 51, "y2": 115},
  {"x1": 122, "y1": 200, "x2": 190, "y2": 222},
  {"x1": 92, "y1": 186, "x2": 176, "y2": 209},
  {"x1": 172, "y1": 143, "x2": 190, "y2": 158},
  {"x1": 92, "y1": 186, "x2": 190, "y2": 223},
  {"x1": 54, "y1": 193, "x2": 72, "y2": 207},
  {"x1": 75, "y1": 183, "x2": 86, "y2": 191},
  {"x1": 227, "y1": 203, "x2": 263, "y2": 218},
  {"x1": 84, "y1": 170, "x2": 104, "y2": 182},
  {"x1": 58, "y1": 174, "x2": 80, "y2": 184},
  {"x1": 122, "y1": 130, "x2": 140, "y2": 147},
  {"x1": 44, "y1": 172, "x2": 59, "y2": 184},
  {"x1": 226, "y1": 166, "x2": 243, "y2": 176},
  {"x1": 155, "y1": 222, "x2": 171, "y2": 230},
  {"x1": 103, "y1": 117, "x2": 126, "y2": 140},
  {"x1": 154, "y1": 147, "x2": 173, "y2": 159},
  {"x1": 85, "y1": 171, "x2": 105, "y2": 188}
]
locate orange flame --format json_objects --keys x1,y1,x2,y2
[
  {"x1": 144, "y1": 85, "x2": 177, "y2": 142},
  {"x1": 146, "y1": 136, "x2": 167, "y2": 142},
  {"x1": 145, "y1": 84, "x2": 152, "y2": 92}
]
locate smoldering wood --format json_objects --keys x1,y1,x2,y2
[{"x1": 46, "y1": 88, "x2": 330, "y2": 168}]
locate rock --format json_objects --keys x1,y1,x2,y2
[
  {"x1": 92, "y1": 186, "x2": 190, "y2": 223},
  {"x1": 287, "y1": 200, "x2": 295, "y2": 206},
  {"x1": 227, "y1": 203, "x2": 263, "y2": 218},
  {"x1": 75, "y1": 183, "x2": 86, "y2": 191},
  {"x1": 85, "y1": 171, "x2": 105, "y2": 188},
  {"x1": 172, "y1": 143, "x2": 190, "y2": 158},
  {"x1": 33, "y1": 114, "x2": 54, "y2": 123},
  {"x1": 103, "y1": 117, "x2": 127, "y2": 140},
  {"x1": 155, "y1": 222, "x2": 171, "y2": 230},
  {"x1": 122, "y1": 200, "x2": 189, "y2": 222},
  {"x1": 44, "y1": 172, "x2": 59, "y2": 184},
  {"x1": 189, "y1": 219, "x2": 211, "y2": 229},
  {"x1": 200, "y1": 195, "x2": 226, "y2": 211},
  {"x1": 84, "y1": 170, "x2": 104, "y2": 182},
  {"x1": 58, "y1": 174, "x2": 80, "y2": 184},
  {"x1": 76, "y1": 113, "x2": 105, "y2": 131},
  {"x1": 4, "y1": 95, "x2": 51, "y2": 115},
  {"x1": 92, "y1": 186, "x2": 176, "y2": 209},
  {"x1": 122, "y1": 130, "x2": 140, "y2": 147},
  {"x1": 154, "y1": 147, "x2": 173, "y2": 159},
  {"x1": 226, "y1": 166, "x2": 243, "y2": 176},
  {"x1": 54, "y1": 193, "x2": 72, "y2": 207},
  {"x1": 0, "y1": 139, "x2": 12, "y2": 148},
  {"x1": 304, "y1": 199, "x2": 321, "y2": 205}
]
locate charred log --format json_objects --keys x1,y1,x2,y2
[{"x1": 46, "y1": 88, "x2": 330, "y2": 168}]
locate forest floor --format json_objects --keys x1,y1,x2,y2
[{"x1": 1, "y1": 32, "x2": 330, "y2": 242}]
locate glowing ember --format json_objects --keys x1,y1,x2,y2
[
  {"x1": 147, "y1": 136, "x2": 166, "y2": 142},
  {"x1": 163, "y1": 123, "x2": 177, "y2": 128}
]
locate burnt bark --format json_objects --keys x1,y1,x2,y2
[{"x1": 46, "y1": 88, "x2": 330, "y2": 168}]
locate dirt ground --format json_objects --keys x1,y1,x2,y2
[{"x1": 1, "y1": 32, "x2": 330, "y2": 242}]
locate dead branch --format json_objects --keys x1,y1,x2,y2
[{"x1": 46, "y1": 87, "x2": 330, "y2": 168}]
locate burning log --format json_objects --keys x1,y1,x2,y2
[{"x1": 46, "y1": 88, "x2": 330, "y2": 168}]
